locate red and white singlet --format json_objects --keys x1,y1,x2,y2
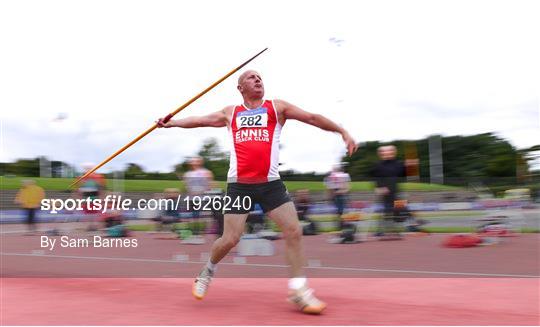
[{"x1": 227, "y1": 100, "x2": 281, "y2": 183}]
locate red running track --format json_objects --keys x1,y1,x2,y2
[{"x1": 1, "y1": 277, "x2": 538, "y2": 325}]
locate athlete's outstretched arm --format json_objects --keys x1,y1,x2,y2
[
  {"x1": 157, "y1": 107, "x2": 229, "y2": 128},
  {"x1": 276, "y1": 99, "x2": 358, "y2": 155}
]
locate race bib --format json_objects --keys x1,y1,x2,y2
[{"x1": 236, "y1": 107, "x2": 268, "y2": 129}]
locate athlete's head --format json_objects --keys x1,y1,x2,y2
[
  {"x1": 378, "y1": 145, "x2": 397, "y2": 161},
  {"x1": 189, "y1": 156, "x2": 203, "y2": 170},
  {"x1": 237, "y1": 70, "x2": 264, "y2": 99}
]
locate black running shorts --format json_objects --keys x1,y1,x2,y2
[{"x1": 224, "y1": 180, "x2": 291, "y2": 214}]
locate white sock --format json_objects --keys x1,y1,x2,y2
[
  {"x1": 206, "y1": 260, "x2": 216, "y2": 272},
  {"x1": 288, "y1": 277, "x2": 307, "y2": 290}
]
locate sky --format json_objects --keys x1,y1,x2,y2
[{"x1": 1, "y1": 0, "x2": 539, "y2": 173}]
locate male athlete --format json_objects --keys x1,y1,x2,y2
[{"x1": 157, "y1": 70, "x2": 357, "y2": 314}]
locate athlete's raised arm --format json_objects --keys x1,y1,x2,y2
[
  {"x1": 275, "y1": 99, "x2": 358, "y2": 155},
  {"x1": 157, "y1": 106, "x2": 231, "y2": 128}
]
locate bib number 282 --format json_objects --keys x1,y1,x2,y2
[
  {"x1": 239, "y1": 115, "x2": 262, "y2": 127},
  {"x1": 236, "y1": 108, "x2": 268, "y2": 128}
]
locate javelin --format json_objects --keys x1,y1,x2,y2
[{"x1": 70, "y1": 48, "x2": 268, "y2": 188}]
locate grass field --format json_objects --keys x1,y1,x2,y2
[{"x1": 1, "y1": 177, "x2": 460, "y2": 192}]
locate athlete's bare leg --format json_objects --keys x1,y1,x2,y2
[
  {"x1": 266, "y1": 202, "x2": 305, "y2": 277},
  {"x1": 209, "y1": 213, "x2": 249, "y2": 264},
  {"x1": 193, "y1": 213, "x2": 248, "y2": 299},
  {"x1": 267, "y1": 201, "x2": 326, "y2": 313}
]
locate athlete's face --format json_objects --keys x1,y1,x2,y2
[{"x1": 238, "y1": 70, "x2": 265, "y2": 98}]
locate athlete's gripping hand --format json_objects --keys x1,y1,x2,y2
[
  {"x1": 156, "y1": 117, "x2": 175, "y2": 128},
  {"x1": 342, "y1": 131, "x2": 358, "y2": 156}
]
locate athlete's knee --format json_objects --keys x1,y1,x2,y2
[
  {"x1": 283, "y1": 223, "x2": 302, "y2": 242},
  {"x1": 221, "y1": 233, "x2": 241, "y2": 249}
]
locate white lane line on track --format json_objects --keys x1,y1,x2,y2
[
  {"x1": 1, "y1": 252, "x2": 538, "y2": 278},
  {"x1": 0, "y1": 229, "x2": 52, "y2": 234}
]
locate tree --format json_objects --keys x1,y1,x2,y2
[
  {"x1": 343, "y1": 141, "x2": 390, "y2": 181},
  {"x1": 0, "y1": 158, "x2": 40, "y2": 177},
  {"x1": 341, "y1": 133, "x2": 529, "y2": 185},
  {"x1": 173, "y1": 138, "x2": 230, "y2": 180},
  {"x1": 124, "y1": 163, "x2": 146, "y2": 179},
  {"x1": 196, "y1": 138, "x2": 230, "y2": 180}
]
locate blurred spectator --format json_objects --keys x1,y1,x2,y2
[
  {"x1": 182, "y1": 157, "x2": 213, "y2": 244},
  {"x1": 77, "y1": 163, "x2": 106, "y2": 231},
  {"x1": 156, "y1": 188, "x2": 181, "y2": 232},
  {"x1": 100, "y1": 192, "x2": 130, "y2": 238},
  {"x1": 184, "y1": 157, "x2": 213, "y2": 197},
  {"x1": 205, "y1": 181, "x2": 225, "y2": 237},
  {"x1": 294, "y1": 189, "x2": 311, "y2": 221},
  {"x1": 77, "y1": 162, "x2": 106, "y2": 202},
  {"x1": 370, "y1": 146, "x2": 407, "y2": 236},
  {"x1": 324, "y1": 164, "x2": 351, "y2": 228},
  {"x1": 15, "y1": 180, "x2": 45, "y2": 235},
  {"x1": 246, "y1": 203, "x2": 265, "y2": 234},
  {"x1": 393, "y1": 199, "x2": 428, "y2": 233},
  {"x1": 294, "y1": 189, "x2": 317, "y2": 235},
  {"x1": 101, "y1": 191, "x2": 123, "y2": 228}
]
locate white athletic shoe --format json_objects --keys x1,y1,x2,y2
[
  {"x1": 192, "y1": 267, "x2": 213, "y2": 300},
  {"x1": 288, "y1": 286, "x2": 327, "y2": 314}
]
